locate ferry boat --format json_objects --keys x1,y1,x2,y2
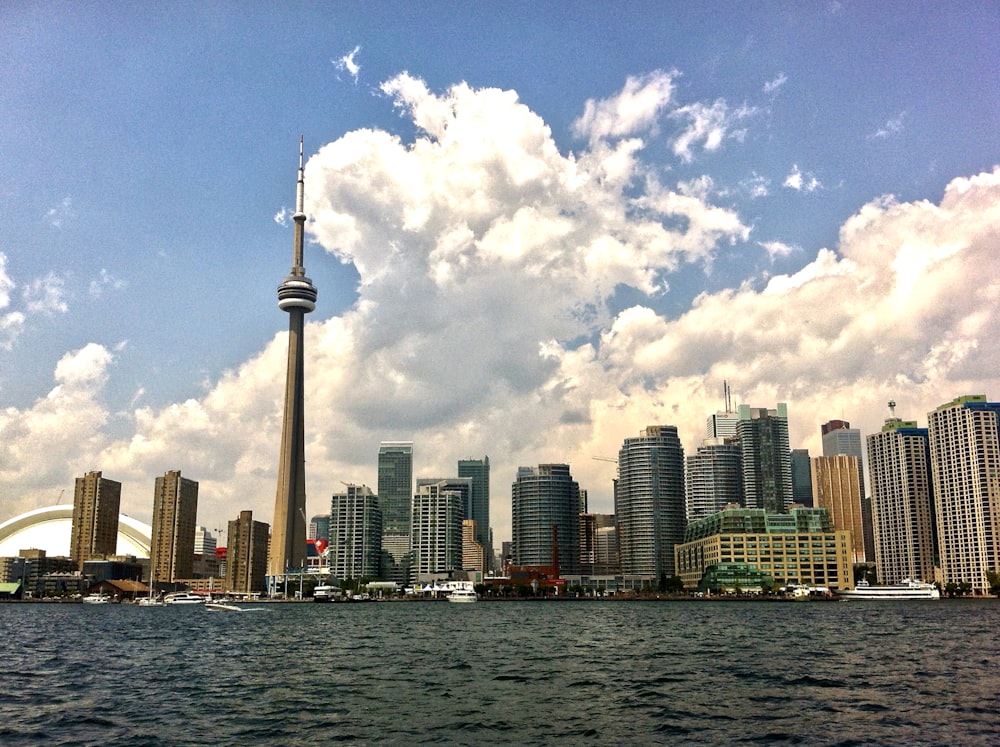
[
  {"x1": 446, "y1": 588, "x2": 478, "y2": 603},
  {"x1": 313, "y1": 585, "x2": 343, "y2": 602},
  {"x1": 163, "y1": 591, "x2": 206, "y2": 605},
  {"x1": 837, "y1": 579, "x2": 940, "y2": 600}
]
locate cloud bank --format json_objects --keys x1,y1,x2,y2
[{"x1": 2, "y1": 73, "x2": 999, "y2": 547}]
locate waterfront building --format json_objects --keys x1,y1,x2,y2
[
  {"x1": 820, "y1": 419, "x2": 874, "y2": 560},
  {"x1": 458, "y1": 457, "x2": 491, "y2": 555},
  {"x1": 329, "y1": 484, "x2": 382, "y2": 580},
  {"x1": 866, "y1": 417, "x2": 936, "y2": 584},
  {"x1": 192, "y1": 526, "x2": 219, "y2": 578},
  {"x1": 811, "y1": 456, "x2": 867, "y2": 564},
  {"x1": 685, "y1": 437, "x2": 742, "y2": 521},
  {"x1": 309, "y1": 514, "x2": 331, "y2": 542},
  {"x1": 927, "y1": 395, "x2": 1000, "y2": 593},
  {"x1": 615, "y1": 426, "x2": 686, "y2": 579},
  {"x1": 378, "y1": 441, "x2": 413, "y2": 582},
  {"x1": 512, "y1": 464, "x2": 581, "y2": 575},
  {"x1": 674, "y1": 507, "x2": 853, "y2": 591},
  {"x1": 269, "y1": 139, "x2": 318, "y2": 579},
  {"x1": 737, "y1": 404, "x2": 792, "y2": 513},
  {"x1": 462, "y1": 519, "x2": 486, "y2": 572},
  {"x1": 70, "y1": 471, "x2": 121, "y2": 571},
  {"x1": 411, "y1": 481, "x2": 463, "y2": 580},
  {"x1": 150, "y1": 470, "x2": 199, "y2": 584},
  {"x1": 226, "y1": 510, "x2": 269, "y2": 595},
  {"x1": 790, "y1": 449, "x2": 814, "y2": 507}
]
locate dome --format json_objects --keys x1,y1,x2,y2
[{"x1": 0, "y1": 505, "x2": 152, "y2": 558}]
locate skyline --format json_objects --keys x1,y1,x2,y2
[{"x1": 1, "y1": 4, "x2": 998, "y2": 546}]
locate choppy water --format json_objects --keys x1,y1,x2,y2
[{"x1": 1, "y1": 599, "x2": 997, "y2": 746}]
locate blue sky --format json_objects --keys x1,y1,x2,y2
[{"x1": 1, "y1": 2, "x2": 998, "y2": 545}]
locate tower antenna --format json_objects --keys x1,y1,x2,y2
[{"x1": 888, "y1": 400, "x2": 897, "y2": 418}]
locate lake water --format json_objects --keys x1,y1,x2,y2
[{"x1": 1, "y1": 599, "x2": 997, "y2": 745}]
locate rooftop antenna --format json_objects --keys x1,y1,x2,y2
[{"x1": 888, "y1": 400, "x2": 897, "y2": 418}]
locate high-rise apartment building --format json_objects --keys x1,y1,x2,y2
[
  {"x1": 820, "y1": 418, "x2": 874, "y2": 560},
  {"x1": 866, "y1": 417, "x2": 936, "y2": 584},
  {"x1": 928, "y1": 395, "x2": 1000, "y2": 593},
  {"x1": 411, "y1": 481, "x2": 463, "y2": 581},
  {"x1": 811, "y1": 456, "x2": 867, "y2": 564},
  {"x1": 462, "y1": 519, "x2": 486, "y2": 573},
  {"x1": 615, "y1": 426, "x2": 686, "y2": 579},
  {"x1": 511, "y1": 464, "x2": 581, "y2": 575},
  {"x1": 192, "y1": 526, "x2": 218, "y2": 578},
  {"x1": 309, "y1": 514, "x2": 331, "y2": 542},
  {"x1": 685, "y1": 437, "x2": 741, "y2": 521},
  {"x1": 378, "y1": 441, "x2": 413, "y2": 582},
  {"x1": 150, "y1": 470, "x2": 199, "y2": 583},
  {"x1": 458, "y1": 457, "x2": 490, "y2": 549},
  {"x1": 269, "y1": 139, "x2": 318, "y2": 579},
  {"x1": 226, "y1": 510, "x2": 269, "y2": 595},
  {"x1": 69, "y1": 471, "x2": 121, "y2": 571},
  {"x1": 790, "y1": 449, "x2": 814, "y2": 507},
  {"x1": 329, "y1": 484, "x2": 382, "y2": 580},
  {"x1": 738, "y1": 404, "x2": 792, "y2": 513}
]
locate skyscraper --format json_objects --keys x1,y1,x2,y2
[
  {"x1": 866, "y1": 416, "x2": 936, "y2": 584},
  {"x1": 811, "y1": 456, "x2": 866, "y2": 564},
  {"x1": 226, "y1": 510, "x2": 269, "y2": 595},
  {"x1": 69, "y1": 471, "x2": 121, "y2": 571},
  {"x1": 685, "y1": 437, "x2": 742, "y2": 521},
  {"x1": 457, "y1": 457, "x2": 490, "y2": 550},
  {"x1": 738, "y1": 404, "x2": 792, "y2": 513},
  {"x1": 616, "y1": 425, "x2": 686, "y2": 579},
  {"x1": 790, "y1": 449, "x2": 814, "y2": 507},
  {"x1": 378, "y1": 441, "x2": 413, "y2": 582},
  {"x1": 150, "y1": 470, "x2": 199, "y2": 583},
  {"x1": 269, "y1": 138, "x2": 318, "y2": 579},
  {"x1": 329, "y1": 484, "x2": 382, "y2": 580},
  {"x1": 928, "y1": 395, "x2": 1000, "y2": 593},
  {"x1": 819, "y1": 419, "x2": 874, "y2": 561},
  {"x1": 511, "y1": 464, "x2": 581, "y2": 575},
  {"x1": 411, "y1": 481, "x2": 464, "y2": 580}
]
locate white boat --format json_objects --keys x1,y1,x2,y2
[
  {"x1": 205, "y1": 602, "x2": 242, "y2": 612},
  {"x1": 313, "y1": 585, "x2": 343, "y2": 602},
  {"x1": 82, "y1": 593, "x2": 111, "y2": 604},
  {"x1": 163, "y1": 591, "x2": 206, "y2": 605},
  {"x1": 136, "y1": 596, "x2": 164, "y2": 607},
  {"x1": 838, "y1": 578, "x2": 940, "y2": 600},
  {"x1": 446, "y1": 589, "x2": 478, "y2": 603}
]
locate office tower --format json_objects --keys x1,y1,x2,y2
[
  {"x1": 686, "y1": 437, "x2": 742, "y2": 521},
  {"x1": 928, "y1": 395, "x2": 1000, "y2": 593},
  {"x1": 706, "y1": 380, "x2": 739, "y2": 438},
  {"x1": 461, "y1": 519, "x2": 486, "y2": 572},
  {"x1": 866, "y1": 416, "x2": 935, "y2": 584},
  {"x1": 594, "y1": 522, "x2": 619, "y2": 575},
  {"x1": 457, "y1": 457, "x2": 490, "y2": 549},
  {"x1": 269, "y1": 139, "x2": 318, "y2": 579},
  {"x1": 738, "y1": 404, "x2": 792, "y2": 513},
  {"x1": 615, "y1": 426, "x2": 686, "y2": 579},
  {"x1": 69, "y1": 471, "x2": 121, "y2": 571},
  {"x1": 309, "y1": 514, "x2": 331, "y2": 542},
  {"x1": 417, "y1": 477, "x2": 472, "y2": 519},
  {"x1": 811, "y1": 456, "x2": 866, "y2": 563},
  {"x1": 820, "y1": 419, "x2": 874, "y2": 560},
  {"x1": 378, "y1": 441, "x2": 414, "y2": 582},
  {"x1": 192, "y1": 526, "x2": 218, "y2": 578},
  {"x1": 329, "y1": 484, "x2": 382, "y2": 580},
  {"x1": 411, "y1": 481, "x2": 464, "y2": 580},
  {"x1": 512, "y1": 464, "x2": 581, "y2": 575},
  {"x1": 226, "y1": 510, "x2": 269, "y2": 595},
  {"x1": 790, "y1": 449, "x2": 814, "y2": 507},
  {"x1": 150, "y1": 470, "x2": 199, "y2": 583}
]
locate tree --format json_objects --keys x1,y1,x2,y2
[
  {"x1": 664, "y1": 575, "x2": 685, "y2": 594},
  {"x1": 985, "y1": 570, "x2": 1000, "y2": 596}
]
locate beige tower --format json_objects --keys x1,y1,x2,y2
[
  {"x1": 69, "y1": 471, "x2": 121, "y2": 570},
  {"x1": 811, "y1": 455, "x2": 866, "y2": 564},
  {"x1": 150, "y1": 470, "x2": 199, "y2": 583},
  {"x1": 227, "y1": 510, "x2": 270, "y2": 595},
  {"x1": 268, "y1": 139, "x2": 317, "y2": 578}
]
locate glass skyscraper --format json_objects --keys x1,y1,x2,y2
[
  {"x1": 511, "y1": 464, "x2": 580, "y2": 575},
  {"x1": 616, "y1": 425, "x2": 686, "y2": 579},
  {"x1": 738, "y1": 404, "x2": 792, "y2": 513},
  {"x1": 378, "y1": 441, "x2": 413, "y2": 582}
]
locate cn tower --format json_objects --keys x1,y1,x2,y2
[{"x1": 268, "y1": 137, "x2": 317, "y2": 579}]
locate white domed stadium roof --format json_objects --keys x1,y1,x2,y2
[{"x1": 0, "y1": 504, "x2": 152, "y2": 558}]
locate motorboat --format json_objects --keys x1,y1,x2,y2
[
  {"x1": 313, "y1": 585, "x2": 343, "y2": 602},
  {"x1": 837, "y1": 578, "x2": 940, "y2": 600},
  {"x1": 136, "y1": 596, "x2": 164, "y2": 607},
  {"x1": 82, "y1": 593, "x2": 111, "y2": 604},
  {"x1": 446, "y1": 589, "x2": 478, "y2": 603},
  {"x1": 205, "y1": 602, "x2": 242, "y2": 612},
  {"x1": 163, "y1": 591, "x2": 206, "y2": 605}
]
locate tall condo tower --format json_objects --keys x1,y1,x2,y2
[
  {"x1": 69, "y1": 471, "x2": 121, "y2": 571},
  {"x1": 378, "y1": 441, "x2": 414, "y2": 582},
  {"x1": 738, "y1": 404, "x2": 792, "y2": 513},
  {"x1": 268, "y1": 138, "x2": 318, "y2": 578},
  {"x1": 150, "y1": 470, "x2": 199, "y2": 583},
  {"x1": 511, "y1": 464, "x2": 581, "y2": 575}
]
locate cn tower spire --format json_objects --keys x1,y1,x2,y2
[{"x1": 269, "y1": 137, "x2": 318, "y2": 581}]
